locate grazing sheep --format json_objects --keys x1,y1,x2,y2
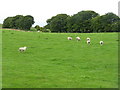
[
  {"x1": 86, "y1": 37, "x2": 90, "y2": 44},
  {"x1": 100, "y1": 41, "x2": 104, "y2": 45},
  {"x1": 87, "y1": 40, "x2": 90, "y2": 44},
  {"x1": 19, "y1": 46, "x2": 27, "y2": 52},
  {"x1": 76, "y1": 37, "x2": 81, "y2": 41},
  {"x1": 67, "y1": 37, "x2": 72, "y2": 40},
  {"x1": 37, "y1": 31, "x2": 40, "y2": 32},
  {"x1": 86, "y1": 37, "x2": 90, "y2": 41}
]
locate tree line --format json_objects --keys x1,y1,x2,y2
[
  {"x1": 2, "y1": 15, "x2": 34, "y2": 30},
  {"x1": 43, "y1": 10, "x2": 120, "y2": 33},
  {"x1": 2, "y1": 10, "x2": 120, "y2": 33}
]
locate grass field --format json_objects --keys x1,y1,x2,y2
[{"x1": 2, "y1": 29, "x2": 118, "y2": 88}]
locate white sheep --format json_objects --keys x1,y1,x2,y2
[
  {"x1": 100, "y1": 41, "x2": 104, "y2": 45},
  {"x1": 67, "y1": 37, "x2": 72, "y2": 40},
  {"x1": 86, "y1": 37, "x2": 90, "y2": 44},
  {"x1": 87, "y1": 40, "x2": 90, "y2": 44},
  {"x1": 76, "y1": 37, "x2": 81, "y2": 41},
  {"x1": 86, "y1": 37, "x2": 90, "y2": 41},
  {"x1": 19, "y1": 46, "x2": 27, "y2": 52}
]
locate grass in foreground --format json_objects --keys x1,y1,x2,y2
[{"x1": 2, "y1": 29, "x2": 118, "y2": 88}]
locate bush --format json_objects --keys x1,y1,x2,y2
[
  {"x1": 42, "y1": 29, "x2": 51, "y2": 33},
  {"x1": 30, "y1": 27, "x2": 37, "y2": 31},
  {"x1": 35, "y1": 25, "x2": 40, "y2": 30}
]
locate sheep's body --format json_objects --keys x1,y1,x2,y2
[
  {"x1": 67, "y1": 37, "x2": 72, "y2": 40},
  {"x1": 76, "y1": 37, "x2": 81, "y2": 41},
  {"x1": 100, "y1": 41, "x2": 104, "y2": 45},
  {"x1": 87, "y1": 40, "x2": 90, "y2": 44},
  {"x1": 19, "y1": 46, "x2": 27, "y2": 52}
]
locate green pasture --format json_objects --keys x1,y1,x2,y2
[{"x1": 2, "y1": 29, "x2": 118, "y2": 88}]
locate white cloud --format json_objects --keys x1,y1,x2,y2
[{"x1": 0, "y1": 0, "x2": 119, "y2": 26}]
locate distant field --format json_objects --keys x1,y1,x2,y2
[{"x1": 2, "y1": 29, "x2": 118, "y2": 88}]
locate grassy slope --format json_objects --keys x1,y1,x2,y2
[{"x1": 2, "y1": 29, "x2": 118, "y2": 88}]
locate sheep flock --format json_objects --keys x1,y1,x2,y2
[
  {"x1": 18, "y1": 37, "x2": 104, "y2": 52},
  {"x1": 67, "y1": 37, "x2": 104, "y2": 45}
]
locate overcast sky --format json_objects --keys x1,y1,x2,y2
[{"x1": 0, "y1": 0, "x2": 119, "y2": 26}]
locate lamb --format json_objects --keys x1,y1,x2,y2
[
  {"x1": 67, "y1": 37, "x2": 72, "y2": 40},
  {"x1": 19, "y1": 46, "x2": 27, "y2": 52},
  {"x1": 76, "y1": 37, "x2": 81, "y2": 41},
  {"x1": 100, "y1": 41, "x2": 104, "y2": 45}
]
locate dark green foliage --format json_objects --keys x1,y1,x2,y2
[
  {"x1": 30, "y1": 27, "x2": 37, "y2": 31},
  {"x1": 14, "y1": 15, "x2": 24, "y2": 29},
  {"x1": 42, "y1": 29, "x2": 51, "y2": 32},
  {"x1": 22, "y1": 15, "x2": 35, "y2": 30},
  {"x1": 35, "y1": 25, "x2": 41, "y2": 30},
  {"x1": 2, "y1": 17, "x2": 15, "y2": 28},
  {"x1": 111, "y1": 21, "x2": 120, "y2": 32},
  {"x1": 45, "y1": 14, "x2": 69, "y2": 32},
  {"x1": 45, "y1": 11, "x2": 120, "y2": 33},
  {"x1": 67, "y1": 10, "x2": 99, "y2": 33},
  {"x1": 91, "y1": 13, "x2": 120, "y2": 32},
  {"x1": 35, "y1": 25, "x2": 44, "y2": 31},
  {"x1": 2, "y1": 10, "x2": 120, "y2": 32},
  {"x1": 2, "y1": 15, "x2": 35, "y2": 30}
]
